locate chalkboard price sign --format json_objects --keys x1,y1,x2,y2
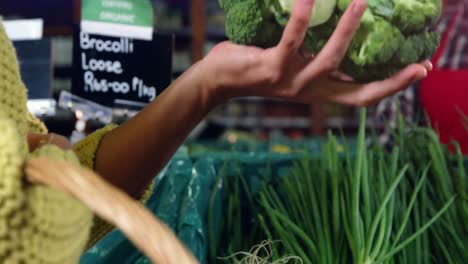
[{"x1": 72, "y1": 29, "x2": 173, "y2": 108}]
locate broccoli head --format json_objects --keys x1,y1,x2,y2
[
  {"x1": 222, "y1": 0, "x2": 282, "y2": 47},
  {"x1": 220, "y1": 0, "x2": 442, "y2": 82}
]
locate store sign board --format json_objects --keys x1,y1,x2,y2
[
  {"x1": 81, "y1": 0, "x2": 154, "y2": 40},
  {"x1": 71, "y1": 29, "x2": 173, "y2": 108}
]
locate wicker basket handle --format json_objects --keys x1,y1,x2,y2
[{"x1": 25, "y1": 158, "x2": 199, "y2": 264}]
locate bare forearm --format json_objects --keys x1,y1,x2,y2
[{"x1": 94, "y1": 64, "x2": 220, "y2": 198}]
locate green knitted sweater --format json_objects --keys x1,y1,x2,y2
[{"x1": 0, "y1": 21, "x2": 148, "y2": 263}]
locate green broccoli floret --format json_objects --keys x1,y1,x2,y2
[
  {"x1": 393, "y1": 31, "x2": 440, "y2": 65},
  {"x1": 421, "y1": 31, "x2": 441, "y2": 59},
  {"x1": 396, "y1": 35, "x2": 426, "y2": 65},
  {"x1": 223, "y1": 0, "x2": 282, "y2": 47},
  {"x1": 348, "y1": 14, "x2": 404, "y2": 66},
  {"x1": 392, "y1": 0, "x2": 442, "y2": 34},
  {"x1": 323, "y1": 5, "x2": 404, "y2": 66},
  {"x1": 341, "y1": 31, "x2": 441, "y2": 81}
]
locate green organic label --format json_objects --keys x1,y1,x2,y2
[
  {"x1": 82, "y1": 0, "x2": 153, "y2": 27},
  {"x1": 81, "y1": 0, "x2": 154, "y2": 40}
]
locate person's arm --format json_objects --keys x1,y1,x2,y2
[
  {"x1": 93, "y1": 0, "x2": 431, "y2": 198},
  {"x1": 94, "y1": 64, "x2": 218, "y2": 198}
]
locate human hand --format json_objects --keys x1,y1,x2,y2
[
  {"x1": 27, "y1": 133, "x2": 72, "y2": 152},
  {"x1": 199, "y1": 0, "x2": 432, "y2": 106}
]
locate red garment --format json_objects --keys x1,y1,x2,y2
[{"x1": 420, "y1": 9, "x2": 468, "y2": 153}]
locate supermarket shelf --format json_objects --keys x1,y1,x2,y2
[
  {"x1": 208, "y1": 116, "x2": 311, "y2": 129},
  {"x1": 208, "y1": 116, "x2": 382, "y2": 130}
]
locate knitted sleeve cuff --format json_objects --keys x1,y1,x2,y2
[
  {"x1": 74, "y1": 124, "x2": 157, "y2": 248},
  {"x1": 73, "y1": 124, "x2": 118, "y2": 169}
]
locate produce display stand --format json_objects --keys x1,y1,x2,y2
[{"x1": 82, "y1": 111, "x2": 467, "y2": 263}]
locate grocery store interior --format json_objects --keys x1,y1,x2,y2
[{"x1": 0, "y1": 0, "x2": 466, "y2": 263}]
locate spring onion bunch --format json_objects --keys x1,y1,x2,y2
[
  {"x1": 257, "y1": 109, "x2": 465, "y2": 263},
  {"x1": 209, "y1": 108, "x2": 466, "y2": 263}
]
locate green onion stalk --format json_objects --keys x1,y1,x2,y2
[
  {"x1": 210, "y1": 108, "x2": 466, "y2": 263},
  {"x1": 255, "y1": 108, "x2": 464, "y2": 263}
]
